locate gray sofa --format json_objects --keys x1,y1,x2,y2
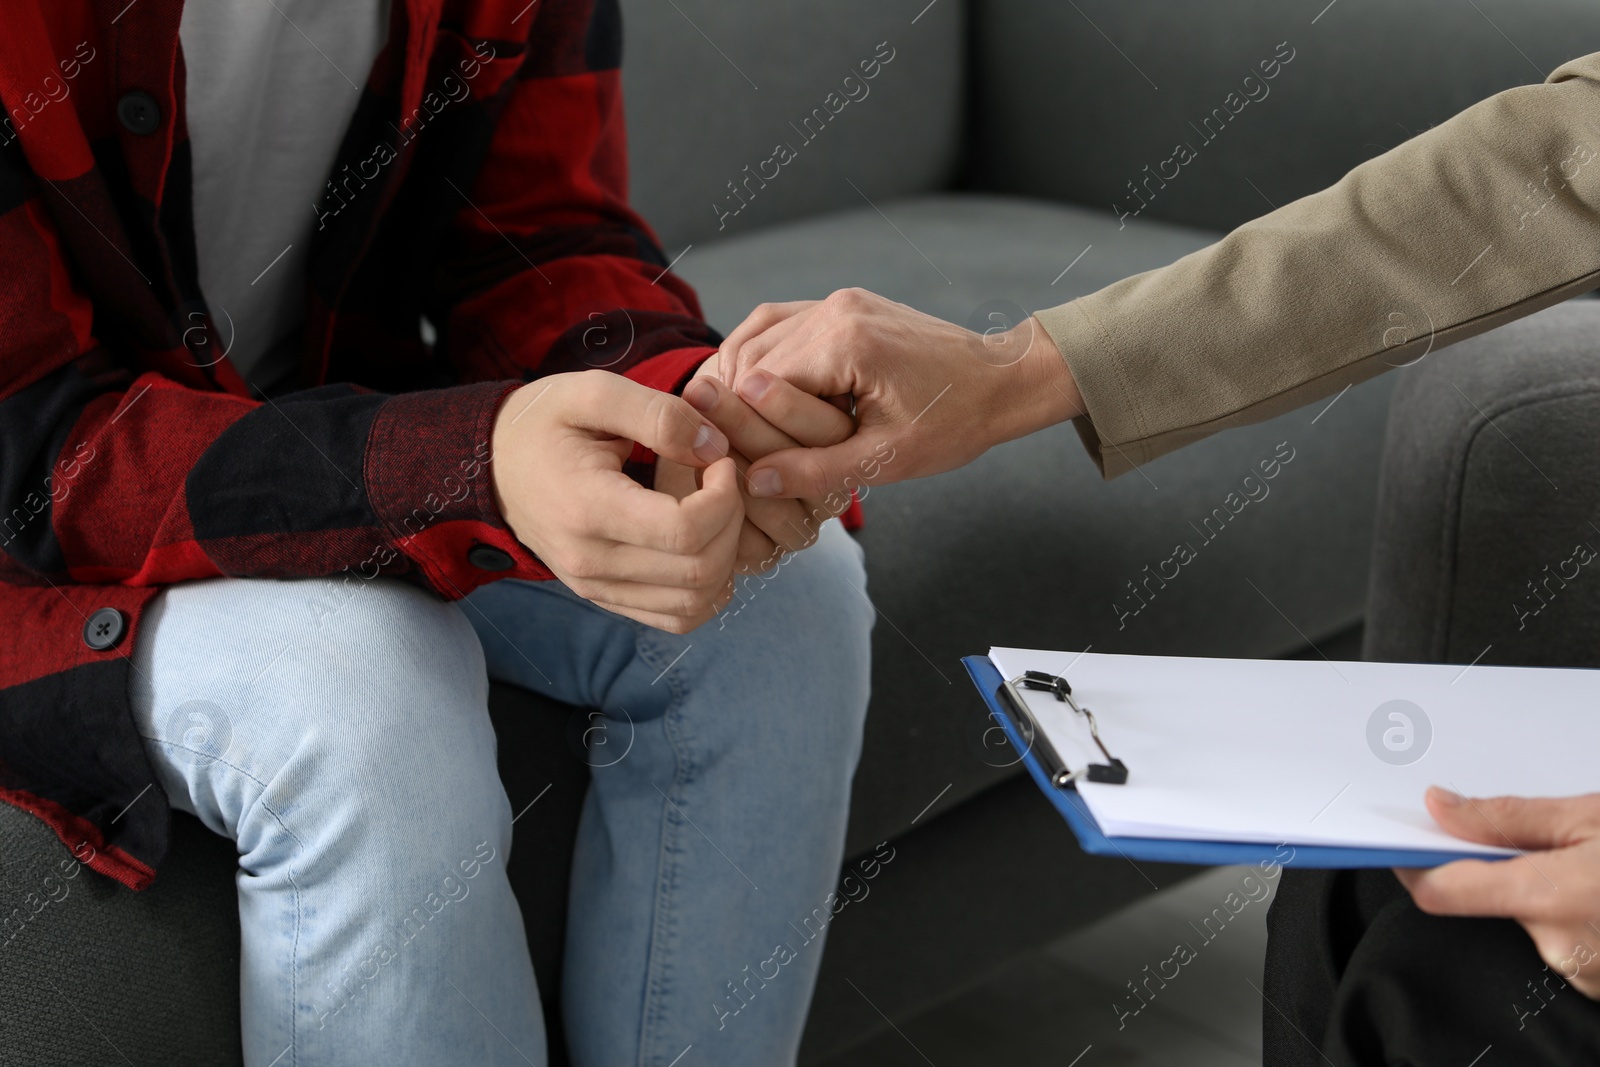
[{"x1": 4, "y1": 1, "x2": 1597, "y2": 1063}]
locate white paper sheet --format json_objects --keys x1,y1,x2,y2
[{"x1": 988, "y1": 648, "x2": 1600, "y2": 857}]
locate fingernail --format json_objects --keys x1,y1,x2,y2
[
  {"x1": 749, "y1": 468, "x2": 783, "y2": 497},
  {"x1": 739, "y1": 370, "x2": 773, "y2": 403},
  {"x1": 1432, "y1": 787, "x2": 1465, "y2": 807},
  {"x1": 683, "y1": 379, "x2": 717, "y2": 413},
  {"x1": 693, "y1": 424, "x2": 728, "y2": 463}
]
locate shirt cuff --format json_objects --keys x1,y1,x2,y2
[{"x1": 364, "y1": 380, "x2": 555, "y2": 597}]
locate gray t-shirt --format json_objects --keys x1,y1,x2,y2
[{"x1": 180, "y1": 0, "x2": 390, "y2": 389}]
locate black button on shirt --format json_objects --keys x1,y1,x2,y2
[
  {"x1": 116, "y1": 91, "x2": 161, "y2": 135},
  {"x1": 467, "y1": 544, "x2": 515, "y2": 571},
  {"x1": 83, "y1": 608, "x2": 126, "y2": 651}
]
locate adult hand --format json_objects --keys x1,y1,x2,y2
[
  {"x1": 491, "y1": 370, "x2": 742, "y2": 634},
  {"x1": 715, "y1": 289, "x2": 1085, "y2": 500},
  {"x1": 655, "y1": 358, "x2": 855, "y2": 572},
  {"x1": 1396, "y1": 787, "x2": 1600, "y2": 997}
]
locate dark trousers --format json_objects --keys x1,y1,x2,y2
[
  {"x1": 1264, "y1": 868, "x2": 1600, "y2": 1065},
  {"x1": 1262, "y1": 300, "x2": 1600, "y2": 1065}
]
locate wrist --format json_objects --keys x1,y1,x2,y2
[{"x1": 982, "y1": 316, "x2": 1084, "y2": 445}]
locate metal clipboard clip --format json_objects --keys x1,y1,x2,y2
[{"x1": 995, "y1": 670, "x2": 1129, "y2": 788}]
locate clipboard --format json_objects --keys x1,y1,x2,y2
[{"x1": 962, "y1": 655, "x2": 1495, "y2": 869}]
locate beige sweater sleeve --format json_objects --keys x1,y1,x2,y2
[{"x1": 1036, "y1": 52, "x2": 1600, "y2": 478}]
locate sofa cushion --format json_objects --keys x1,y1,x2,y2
[
  {"x1": 969, "y1": 0, "x2": 1600, "y2": 233},
  {"x1": 676, "y1": 193, "x2": 1397, "y2": 854},
  {"x1": 618, "y1": 0, "x2": 964, "y2": 250}
]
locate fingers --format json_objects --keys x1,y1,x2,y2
[
  {"x1": 496, "y1": 373, "x2": 750, "y2": 634},
  {"x1": 734, "y1": 370, "x2": 854, "y2": 448},
  {"x1": 563, "y1": 370, "x2": 730, "y2": 468},
  {"x1": 684, "y1": 375, "x2": 800, "y2": 461},
  {"x1": 717, "y1": 301, "x2": 816, "y2": 384},
  {"x1": 1399, "y1": 789, "x2": 1600, "y2": 935},
  {"x1": 1525, "y1": 924, "x2": 1600, "y2": 997},
  {"x1": 1396, "y1": 855, "x2": 1554, "y2": 920},
  {"x1": 687, "y1": 372, "x2": 854, "y2": 461},
  {"x1": 575, "y1": 574, "x2": 736, "y2": 621},
  {"x1": 1393, "y1": 789, "x2": 1600, "y2": 921},
  {"x1": 589, "y1": 596, "x2": 729, "y2": 635},
  {"x1": 731, "y1": 288, "x2": 908, "y2": 398},
  {"x1": 726, "y1": 307, "x2": 813, "y2": 385},
  {"x1": 744, "y1": 437, "x2": 886, "y2": 500},
  {"x1": 556, "y1": 539, "x2": 729, "y2": 589},
  {"x1": 1424, "y1": 787, "x2": 1600, "y2": 851},
  {"x1": 570, "y1": 477, "x2": 743, "y2": 632},
  {"x1": 744, "y1": 496, "x2": 824, "y2": 558},
  {"x1": 734, "y1": 519, "x2": 779, "y2": 575},
  {"x1": 588, "y1": 458, "x2": 744, "y2": 553},
  {"x1": 649, "y1": 420, "x2": 818, "y2": 569}
]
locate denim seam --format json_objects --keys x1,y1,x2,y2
[
  {"x1": 140, "y1": 737, "x2": 308, "y2": 1065},
  {"x1": 630, "y1": 628, "x2": 693, "y2": 1067}
]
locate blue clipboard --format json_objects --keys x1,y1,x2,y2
[{"x1": 962, "y1": 655, "x2": 1493, "y2": 869}]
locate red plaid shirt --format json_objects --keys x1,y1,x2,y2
[{"x1": 0, "y1": 0, "x2": 726, "y2": 890}]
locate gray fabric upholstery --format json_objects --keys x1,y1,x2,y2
[
  {"x1": 618, "y1": 0, "x2": 964, "y2": 250},
  {"x1": 679, "y1": 192, "x2": 1221, "y2": 330},
  {"x1": 0, "y1": 804, "x2": 239, "y2": 1066},
  {"x1": 970, "y1": 0, "x2": 1600, "y2": 232},
  {"x1": 678, "y1": 194, "x2": 1398, "y2": 855},
  {"x1": 1364, "y1": 299, "x2": 1600, "y2": 667}
]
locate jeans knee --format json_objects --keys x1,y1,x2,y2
[
  {"x1": 133, "y1": 576, "x2": 510, "y2": 857},
  {"x1": 244, "y1": 580, "x2": 501, "y2": 831},
  {"x1": 305, "y1": 575, "x2": 478, "y2": 697}
]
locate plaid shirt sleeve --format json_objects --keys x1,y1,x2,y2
[
  {"x1": 3, "y1": 354, "x2": 527, "y2": 600},
  {"x1": 426, "y1": 0, "x2": 720, "y2": 412},
  {"x1": 3, "y1": 0, "x2": 725, "y2": 602},
  {"x1": 0, "y1": 163, "x2": 530, "y2": 602}
]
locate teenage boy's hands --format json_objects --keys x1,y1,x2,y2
[
  {"x1": 654, "y1": 359, "x2": 855, "y2": 573},
  {"x1": 490, "y1": 370, "x2": 742, "y2": 633}
]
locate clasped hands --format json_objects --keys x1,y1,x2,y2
[
  {"x1": 487, "y1": 289, "x2": 1073, "y2": 636},
  {"x1": 489, "y1": 357, "x2": 854, "y2": 635}
]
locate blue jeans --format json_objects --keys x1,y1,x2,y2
[{"x1": 128, "y1": 519, "x2": 872, "y2": 1067}]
